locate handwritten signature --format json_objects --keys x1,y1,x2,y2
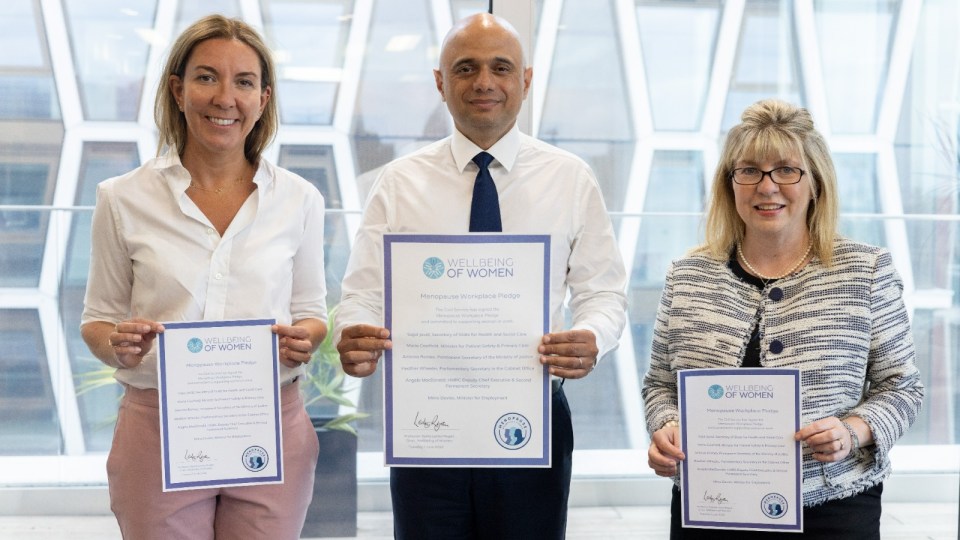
[
  {"x1": 414, "y1": 411, "x2": 450, "y2": 431},
  {"x1": 703, "y1": 490, "x2": 728, "y2": 505},
  {"x1": 184, "y1": 449, "x2": 211, "y2": 463}
]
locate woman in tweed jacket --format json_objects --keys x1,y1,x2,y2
[{"x1": 642, "y1": 100, "x2": 923, "y2": 539}]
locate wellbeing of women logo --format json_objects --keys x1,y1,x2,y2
[
  {"x1": 421, "y1": 256, "x2": 516, "y2": 279},
  {"x1": 422, "y1": 257, "x2": 445, "y2": 279}
]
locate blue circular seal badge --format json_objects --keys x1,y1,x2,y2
[
  {"x1": 707, "y1": 384, "x2": 724, "y2": 399},
  {"x1": 422, "y1": 257, "x2": 445, "y2": 279},
  {"x1": 494, "y1": 413, "x2": 531, "y2": 450},
  {"x1": 187, "y1": 338, "x2": 203, "y2": 353},
  {"x1": 242, "y1": 446, "x2": 269, "y2": 472},
  {"x1": 761, "y1": 493, "x2": 788, "y2": 519}
]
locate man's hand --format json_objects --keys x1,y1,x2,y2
[
  {"x1": 337, "y1": 324, "x2": 391, "y2": 377},
  {"x1": 538, "y1": 329, "x2": 598, "y2": 379}
]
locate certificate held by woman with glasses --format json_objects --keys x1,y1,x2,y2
[{"x1": 677, "y1": 368, "x2": 803, "y2": 533}]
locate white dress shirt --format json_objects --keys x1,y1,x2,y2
[
  {"x1": 82, "y1": 150, "x2": 328, "y2": 389},
  {"x1": 336, "y1": 125, "x2": 627, "y2": 358}
]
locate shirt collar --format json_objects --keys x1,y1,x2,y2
[
  {"x1": 450, "y1": 124, "x2": 521, "y2": 173},
  {"x1": 153, "y1": 149, "x2": 191, "y2": 194},
  {"x1": 153, "y1": 148, "x2": 273, "y2": 192}
]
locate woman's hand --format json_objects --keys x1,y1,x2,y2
[
  {"x1": 273, "y1": 319, "x2": 326, "y2": 369},
  {"x1": 112, "y1": 319, "x2": 164, "y2": 368},
  {"x1": 795, "y1": 416, "x2": 867, "y2": 462},
  {"x1": 648, "y1": 423, "x2": 685, "y2": 477},
  {"x1": 81, "y1": 318, "x2": 164, "y2": 369}
]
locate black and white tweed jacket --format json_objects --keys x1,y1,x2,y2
[{"x1": 642, "y1": 237, "x2": 924, "y2": 506}]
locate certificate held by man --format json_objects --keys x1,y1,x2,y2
[
  {"x1": 383, "y1": 234, "x2": 551, "y2": 467},
  {"x1": 678, "y1": 368, "x2": 802, "y2": 532},
  {"x1": 157, "y1": 319, "x2": 282, "y2": 491}
]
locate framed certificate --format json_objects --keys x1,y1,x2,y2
[
  {"x1": 383, "y1": 234, "x2": 551, "y2": 467},
  {"x1": 157, "y1": 319, "x2": 282, "y2": 491},
  {"x1": 678, "y1": 368, "x2": 803, "y2": 532}
]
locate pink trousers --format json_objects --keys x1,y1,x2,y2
[{"x1": 107, "y1": 382, "x2": 319, "y2": 540}]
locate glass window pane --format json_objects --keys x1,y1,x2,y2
[
  {"x1": 541, "y1": 0, "x2": 632, "y2": 142},
  {"x1": 63, "y1": 142, "x2": 140, "y2": 285},
  {"x1": 175, "y1": 1, "x2": 241, "y2": 33},
  {"x1": 352, "y1": 0, "x2": 445, "y2": 145},
  {"x1": 0, "y1": 1, "x2": 60, "y2": 120},
  {"x1": 0, "y1": 124, "x2": 61, "y2": 287},
  {"x1": 262, "y1": 0, "x2": 353, "y2": 125},
  {"x1": 0, "y1": 0, "x2": 45, "y2": 67},
  {"x1": 277, "y1": 145, "x2": 348, "y2": 308},
  {"x1": 628, "y1": 151, "x2": 705, "y2": 422},
  {"x1": 894, "y1": 1, "x2": 959, "y2": 293},
  {"x1": 62, "y1": 0, "x2": 157, "y2": 121},
  {"x1": 565, "y1": 356, "x2": 629, "y2": 449},
  {"x1": 634, "y1": 151, "x2": 706, "y2": 285},
  {"x1": 635, "y1": 0, "x2": 722, "y2": 131},
  {"x1": 0, "y1": 77, "x2": 61, "y2": 120},
  {"x1": 906, "y1": 306, "x2": 959, "y2": 444},
  {"x1": 814, "y1": 0, "x2": 898, "y2": 134},
  {"x1": 355, "y1": 367, "x2": 383, "y2": 452},
  {"x1": 278, "y1": 145, "x2": 341, "y2": 206},
  {"x1": 450, "y1": 0, "x2": 489, "y2": 20},
  {"x1": 61, "y1": 142, "x2": 139, "y2": 452},
  {"x1": 449, "y1": 0, "x2": 546, "y2": 36},
  {"x1": 351, "y1": 1, "x2": 445, "y2": 180},
  {"x1": 834, "y1": 153, "x2": 885, "y2": 246},
  {"x1": 540, "y1": 0, "x2": 634, "y2": 211},
  {"x1": 544, "y1": 141, "x2": 634, "y2": 213},
  {"x1": 722, "y1": 0, "x2": 804, "y2": 131},
  {"x1": 0, "y1": 309, "x2": 62, "y2": 455}
]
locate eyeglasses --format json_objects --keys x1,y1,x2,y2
[{"x1": 730, "y1": 166, "x2": 805, "y2": 185}]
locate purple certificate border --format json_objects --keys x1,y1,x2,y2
[
  {"x1": 678, "y1": 368, "x2": 802, "y2": 532},
  {"x1": 383, "y1": 234, "x2": 551, "y2": 466},
  {"x1": 158, "y1": 318, "x2": 280, "y2": 490}
]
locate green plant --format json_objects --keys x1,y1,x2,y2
[
  {"x1": 301, "y1": 305, "x2": 368, "y2": 435},
  {"x1": 73, "y1": 357, "x2": 125, "y2": 435},
  {"x1": 75, "y1": 361, "x2": 120, "y2": 395}
]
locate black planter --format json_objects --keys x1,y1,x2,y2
[{"x1": 301, "y1": 418, "x2": 359, "y2": 538}]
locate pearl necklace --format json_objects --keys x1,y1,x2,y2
[
  {"x1": 188, "y1": 176, "x2": 246, "y2": 195},
  {"x1": 737, "y1": 241, "x2": 812, "y2": 282}
]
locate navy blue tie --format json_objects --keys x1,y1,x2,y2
[{"x1": 469, "y1": 152, "x2": 502, "y2": 232}]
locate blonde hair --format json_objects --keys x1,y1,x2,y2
[
  {"x1": 154, "y1": 15, "x2": 277, "y2": 165},
  {"x1": 700, "y1": 99, "x2": 839, "y2": 266}
]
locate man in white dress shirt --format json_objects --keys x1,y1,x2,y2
[{"x1": 335, "y1": 12, "x2": 627, "y2": 540}]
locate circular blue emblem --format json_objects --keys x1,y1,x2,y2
[
  {"x1": 760, "y1": 493, "x2": 788, "y2": 519},
  {"x1": 242, "y1": 446, "x2": 269, "y2": 472},
  {"x1": 708, "y1": 384, "x2": 724, "y2": 399},
  {"x1": 187, "y1": 338, "x2": 203, "y2": 353},
  {"x1": 422, "y1": 257, "x2": 445, "y2": 279},
  {"x1": 494, "y1": 413, "x2": 531, "y2": 450}
]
